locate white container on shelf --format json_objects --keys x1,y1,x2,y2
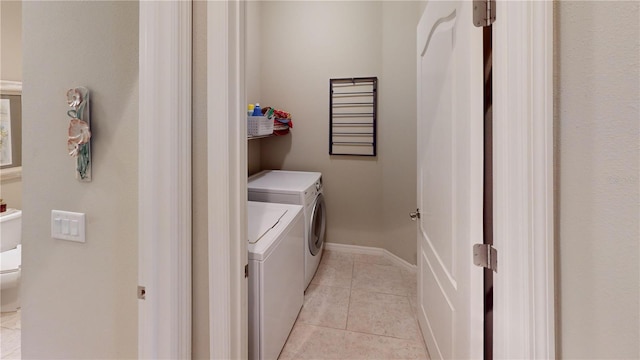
[{"x1": 248, "y1": 116, "x2": 274, "y2": 136}]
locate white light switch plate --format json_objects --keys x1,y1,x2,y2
[{"x1": 51, "y1": 210, "x2": 86, "y2": 243}]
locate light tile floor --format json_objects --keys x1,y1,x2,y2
[
  {"x1": 0, "y1": 310, "x2": 21, "y2": 359},
  {"x1": 279, "y1": 250, "x2": 429, "y2": 360},
  {"x1": 0, "y1": 251, "x2": 425, "y2": 360}
]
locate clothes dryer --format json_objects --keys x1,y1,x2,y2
[{"x1": 248, "y1": 170, "x2": 326, "y2": 289}]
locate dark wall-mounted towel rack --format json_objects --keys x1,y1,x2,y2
[{"x1": 329, "y1": 77, "x2": 378, "y2": 156}]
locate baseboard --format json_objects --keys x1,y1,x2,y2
[
  {"x1": 324, "y1": 242, "x2": 416, "y2": 273},
  {"x1": 382, "y1": 248, "x2": 417, "y2": 273},
  {"x1": 324, "y1": 243, "x2": 384, "y2": 256}
]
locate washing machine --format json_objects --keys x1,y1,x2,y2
[
  {"x1": 248, "y1": 201, "x2": 304, "y2": 360},
  {"x1": 248, "y1": 170, "x2": 326, "y2": 289}
]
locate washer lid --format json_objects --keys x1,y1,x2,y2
[
  {"x1": 248, "y1": 202, "x2": 304, "y2": 261},
  {"x1": 247, "y1": 203, "x2": 288, "y2": 244},
  {"x1": 248, "y1": 170, "x2": 321, "y2": 193}
]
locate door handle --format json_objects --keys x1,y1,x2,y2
[{"x1": 409, "y1": 208, "x2": 421, "y2": 221}]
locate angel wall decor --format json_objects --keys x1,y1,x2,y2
[{"x1": 66, "y1": 87, "x2": 91, "y2": 181}]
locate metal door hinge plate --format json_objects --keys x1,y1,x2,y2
[
  {"x1": 245, "y1": 264, "x2": 249, "y2": 278},
  {"x1": 473, "y1": 244, "x2": 498, "y2": 272},
  {"x1": 138, "y1": 285, "x2": 146, "y2": 300},
  {"x1": 473, "y1": 0, "x2": 496, "y2": 27}
]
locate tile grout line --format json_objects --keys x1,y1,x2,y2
[
  {"x1": 298, "y1": 283, "x2": 351, "y2": 331},
  {"x1": 351, "y1": 287, "x2": 410, "y2": 298},
  {"x1": 349, "y1": 259, "x2": 424, "y2": 345},
  {"x1": 282, "y1": 250, "x2": 429, "y2": 359},
  {"x1": 344, "y1": 259, "x2": 355, "y2": 331},
  {"x1": 297, "y1": 311, "x2": 424, "y2": 344},
  {"x1": 341, "y1": 327, "x2": 427, "y2": 343},
  {"x1": 296, "y1": 320, "x2": 427, "y2": 344},
  {"x1": 348, "y1": 260, "x2": 421, "y2": 343}
]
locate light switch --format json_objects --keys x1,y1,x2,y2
[
  {"x1": 70, "y1": 220, "x2": 79, "y2": 236},
  {"x1": 51, "y1": 210, "x2": 86, "y2": 243},
  {"x1": 54, "y1": 218, "x2": 62, "y2": 234},
  {"x1": 62, "y1": 219, "x2": 70, "y2": 235}
]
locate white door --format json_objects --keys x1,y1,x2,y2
[{"x1": 416, "y1": 1, "x2": 484, "y2": 359}]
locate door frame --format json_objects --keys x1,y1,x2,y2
[
  {"x1": 202, "y1": 1, "x2": 555, "y2": 359},
  {"x1": 138, "y1": 1, "x2": 192, "y2": 358},
  {"x1": 492, "y1": 1, "x2": 555, "y2": 358},
  {"x1": 207, "y1": 1, "x2": 248, "y2": 359}
]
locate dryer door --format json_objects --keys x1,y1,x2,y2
[{"x1": 308, "y1": 193, "x2": 326, "y2": 256}]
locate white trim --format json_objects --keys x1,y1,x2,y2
[
  {"x1": 492, "y1": 1, "x2": 555, "y2": 359},
  {"x1": 531, "y1": 3, "x2": 555, "y2": 357},
  {"x1": 0, "y1": 166, "x2": 22, "y2": 182},
  {"x1": 0, "y1": 81, "x2": 22, "y2": 95},
  {"x1": 207, "y1": 1, "x2": 247, "y2": 359},
  {"x1": 138, "y1": 1, "x2": 192, "y2": 358},
  {"x1": 324, "y1": 243, "x2": 417, "y2": 273},
  {"x1": 324, "y1": 243, "x2": 383, "y2": 256},
  {"x1": 383, "y1": 249, "x2": 417, "y2": 273}
]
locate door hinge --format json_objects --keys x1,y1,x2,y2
[
  {"x1": 473, "y1": 0, "x2": 496, "y2": 27},
  {"x1": 473, "y1": 244, "x2": 498, "y2": 272},
  {"x1": 244, "y1": 264, "x2": 249, "y2": 278},
  {"x1": 409, "y1": 208, "x2": 421, "y2": 221},
  {"x1": 137, "y1": 285, "x2": 146, "y2": 300}
]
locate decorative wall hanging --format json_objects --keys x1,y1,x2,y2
[
  {"x1": 66, "y1": 87, "x2": 92, "y2": 181},
  {"x1": 329, "y1": 77, "x2": 378, "y2": 156},
  {"x1": 0, "y1": 99, "x2": 13, "y2": 166}
]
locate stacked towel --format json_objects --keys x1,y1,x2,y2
[{"x1": 261, "y1": 107, "x2": 293, "y2": 135}]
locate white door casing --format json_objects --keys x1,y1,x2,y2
[
  {"x1": 208, "y1": 1, "x2": 248, "y2": 359},
  {"x1": 139, "y1": 1, "x2": 250, "y2": 358},
  {"x1": 416, "y1": 2, "x2": 484, "y2": 359},
  {"x1": 492, "y1": 2, "x2": 555, "y2": 358},
  {"x1": 138, "y1": 1, "x2": 192, "y2": 358},
  {"x1": 139, "y1": 1, "x2": 248, "y2": 357}
]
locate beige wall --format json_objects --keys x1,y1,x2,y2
[
  {"x1": 22, "y1": 2, "x2": 138, "y2": 358},
  {"x1": 248, "y1": 140, "x2": 261, "y2": 175},
  {"x1": 192, "y1": 1, "x2": 210, "y2": 359},
  {"x1": 246, "y1": 1, "x2": 262, "y2": 107},
  {"x1": 1, "y1": 0, "x2": 22, "y2": 82},
  {"x1": 418, "y1": 0, "x2": 428, "y2": 15},
  {"x1": 246, "y1": 1, "x2": 263, "y2": 176},
  {"x1": 380, "y1": 2, "x2": 420, "y2": 263},
  {"x1": 1, "y1": 0, "x2": 23, "y2": 209},
  {"x1": 259, "y1": 1, "x2": 420, "y2": 262},
  {"x1": 555, "y1": 1, "x2": 640, "y2": 358}
]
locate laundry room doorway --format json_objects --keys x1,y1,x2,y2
[{"x1": 203, "y1": 1, "x2": 555, "y2": 359}]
